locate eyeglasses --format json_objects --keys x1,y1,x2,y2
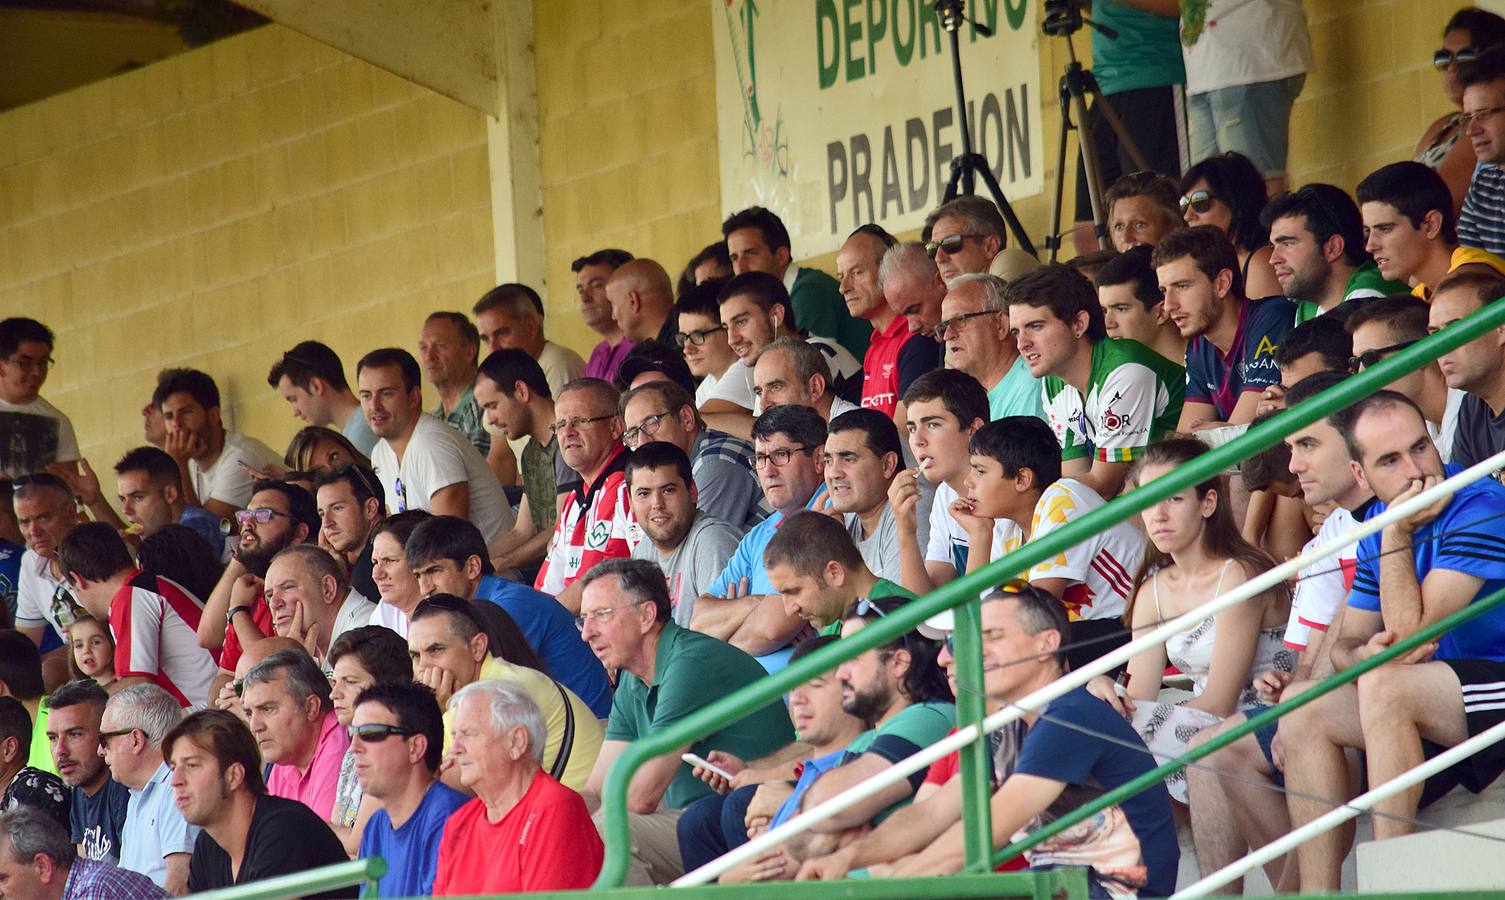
[
  {"x1": 580, "y1": 599, "x2": 647, "y2": 625},
  {"x1": 623, "y1": 412, "x2": 671, "y2": 449},
  {"x1": 751, "y1": 446, "x2": 816, "y2": 469},
  {"x1": 1461, "y1": 105, "x2": 1505, "y2": 128},
  {"x1": 98, "y1": 728, "x2": 137, "y2": 748},
  {"x1": 924, "y1": 233, "x2": 978, "y2": 258},
  {"x1": 1179, "y1": 190, "x2": 1218, "y2": 215},
  {"x1": 1435, "y1": 46, "x2": 1479, "y2": 70},
  {"x1": 934, "y1": 310, "x2": 998, "y2": 340},
  {"x1": 674, "y1": 325, "x2": 727, "y2": 348},
  {"x1": 1349, "y1": 339, "x2": 1420, "y2": 374},
  {"x1": 234, "y1": 507, "x2": 293, "y2": 526},
  {"x1": 549, "y1": 415, "x2": 614, "y2": 436},
  {"x1": 854, "y1": 597, "x2": 890, "y2": 619},
  {"x1": 3, "y1": 354, "x2": 54, "y2": 372},
  {"x1": 348, "y1": 723, "x2": 416, "y2": 743}
]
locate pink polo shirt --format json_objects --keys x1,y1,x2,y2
[{"x1": 266, "y1": 710, "x2": 349, "y2": 821}]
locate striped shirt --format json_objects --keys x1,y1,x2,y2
[
  {"x1": 1459, "y1": 164, "x2": 1505, "y2": 257},
  {"x1": 535, "y1": 447, "x2": 638, "y2": 596},
  {"x1": 1027, "y1": 479, "x2": 1146, "y2": 622},
  {"x1": 109, "y1": 570, "x2": 216, "y2": 707}
]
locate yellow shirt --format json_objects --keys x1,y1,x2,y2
[
  {"x1": 443, "y1": 656, "x2": 604, "y2": 792},
  {"x1": 1412, "y1": 245, "x2": 1505, "y2": 300}
]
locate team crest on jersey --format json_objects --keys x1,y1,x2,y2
[
  {"x1": 1099, "y1": 390, "x2": 1126, "y2": 434},
  {"x1": 586, "y1": 521, "x2": 611, "y2": 550}
]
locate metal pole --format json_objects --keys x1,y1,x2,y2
[
  {"x1": 946, "y1": 22, "x2": 975, "y2": 195},
  {"x1": 1173, "y1": 719, "x2": 1505, "y2": 899},
  {"x1": 951, "y1": 596, "x2": 995, "y2": 871}
]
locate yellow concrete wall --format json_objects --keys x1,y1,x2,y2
[{"x1": 0, "y1": 24, "x2": 495, "y2": 473}]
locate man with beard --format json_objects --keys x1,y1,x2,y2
[
  {"x1": 312, "y1": 464, "x2": 383, "y2": 602},
  {"x1": 47, "y1": 679, "x2": 129, "y2": 863},
  {"x1": 626, "y1": 442, "x2": 740, "y2": 627},
  {"x1": 195, "y1": 481, "x2": 320, "y2": 700},
  {"x1": 1263, "y1": 184, "x2": 1406, "y2": 324}
]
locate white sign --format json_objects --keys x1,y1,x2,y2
[{"x1": 713, "y1": 0, "x2": 1045, "y2": 257}]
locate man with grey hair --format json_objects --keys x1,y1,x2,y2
[
  {"x1": 842, "y1": 225, "x2": 942, "y2": 424},
  {"x1": 922, "y1": 196, "x2": 1008, "y2": 285},
  {"x1": 580, "y1": 558, "x2": 793, "y2": 885},
  {"x1": 472, "y1": 283, "x2": 585, "y2": 397},
  {"x1": 941, "y1": 273, "x2": 1044, "y2": 421},
  {"x1": 241, "y1": 649, "x2": 348, "y2": 821},
  {"x1": 261, "y1": 544, "x2": 374, "y2": 668},
  {"x1": 431, "y1": 679, "x2": 603, "y2": 894},
  {"x1": 0, "y1": 806, "x2": 166, "y2": 899},
  {"x1": 879, "y1": 242, "x2": 949, "y2": 339},
  {"x1": 99, "y1": 684, "x2": 196, "y2": 894},
  {"x1": 754, "y1": 337, "x2": 858, "y2": 424}
]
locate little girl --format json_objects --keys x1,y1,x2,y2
[{"x1": 68, "y1": 617, "x2": 117, "y2": 689}]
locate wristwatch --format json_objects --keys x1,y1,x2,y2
[{"x1": 227, "y1": 605, "x2": 252, "y2": 628}]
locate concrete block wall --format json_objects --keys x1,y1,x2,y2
[{"x1": 0, "y1": 23, "x2": 495, "y2": 471}]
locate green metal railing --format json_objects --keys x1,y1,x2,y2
[
  {"x1": 593, "y1": 295, "x2": 1505, "y2": 888},
  {"x1": 189, "y1": 857, "x2": 385, "y2": 899}
]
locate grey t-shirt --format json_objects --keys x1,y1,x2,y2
[
  {"x1": 631, "y1": 512, "x2": 742, "y2": 626},
  {"x1": 847, "y1": 504, "x2": 901, "y2": 582},
  {"x1": 1451, "y1": 393, "x2": 1505, "y2": 471}
]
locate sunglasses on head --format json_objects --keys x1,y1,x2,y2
[
  {"x1": 1435, "y1": 47, "x2": 1479, "y2": 70},
  {"x1": 348, "y1": 723, "x2": 415, "y2": 743},
  {"x1": 1179, "y1": 190, "x2": 1217, "y2": 215}
]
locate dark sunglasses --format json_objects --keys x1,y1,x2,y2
[
  {"x1": 924, "y1": 233, "x2": 976, "y2": 258},
  {"x1": 348, "y1": 723, "x2": 415, "y2": 743},
  {"x1": 98, "y1": 728, "x2": 138, "y2": 748},
  {"x1": 1179, "y1": 190, "x2": 1217, "y2": 215},
  {"x1": 1349, "y1": 339, "x2": 1420, "y2": 374},
  {"x1": 1435, "y1": 47, "x2": 1479, "y2": 70}
]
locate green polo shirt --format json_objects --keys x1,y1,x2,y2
[
  {"x1": 604, "y1": 622, "x2": 795, "y2": 810},
  {"x1": 27, "y1": 697, "x2": 53, "y2": 774},
  {"x1": 818, "y1": 579, "x2": 918, "y2": 637}
]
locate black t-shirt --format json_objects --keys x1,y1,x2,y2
[
  {"x1": 350, "y1": 540, "x2": 378, "y2": 604},
  {"x1": 1451, "y1": 393, "x2": 1505, "y2": 470},
  {"x1": 896, "y1": 334, "x2": 943, "y2": 399},
  {"x1": 188, "y1": 794, "x2": 353, "y2": 898},
  {"x1": 70, "y1": 774, "x2": 129, "y2": 863}
]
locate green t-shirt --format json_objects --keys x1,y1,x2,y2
[
  {"x1": 604, "y1": 623, "x2": 794, "y2": 809},
  {"x1": 1041, "y1": 339, "x2": 1185, "y2": 463},
  {"x1": 1293, "y1": 262, "x2": 1410, "y2": 324},
  {"x1": 818, "y1": 579, "x2": 919, "y2": 637},
  {"x1": 792, "y1": 267, "x2": 871, "y2": 361},
  {"x1": 27, "y1": 697, "x2": 52, "y2": 774},
  {"x1": 843, "y1": 701, "x2": 957, "y2": 821},
  {"x1": 1091, "y1": 0, "x2": 1185, "y2": 95}
]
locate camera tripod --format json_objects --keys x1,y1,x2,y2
[
  {"x1": 936, "y1": 0, "x2": 1037, "y2": 258},
  {"x1": 1042, "y1": 2, "x2": 1151, "y2": 261}
]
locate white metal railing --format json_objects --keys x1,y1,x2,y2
[{"x1": 674, "y1": 446, "x2": 1505, "y2": 888}]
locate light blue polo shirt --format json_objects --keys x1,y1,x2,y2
[{"x1": 120, "y1": 761, "x2": 199, "y2": 888}]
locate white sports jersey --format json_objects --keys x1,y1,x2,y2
[
  {"x1": 1285, "y1": 505, "x2": 1361, "y2": 651},
  {"x1": 1027, "y1": 479, "x2": 1145, "y2": 621}
]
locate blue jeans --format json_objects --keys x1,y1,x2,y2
[
  {"x1": 1187, "y1": 74, "x2": 1306, "y2": 177},
  {"x1": 676, "y1": 785, "x2": 758, "y2": 873}
]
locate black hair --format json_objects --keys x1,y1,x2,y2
[
  {"x1": 0, "y1": 697, "x2": 31, "y2": 761},
  {"x1": 763, "y1": 510, "x2": 864, "y2": 576},
  {"x1": 373, "y1": 509, "x2": 432, "y2": 548},
  {"x1": 789, "y1": 633, "x2": 839, "y2": 666},
  {"x1": 846, "y1": 596, "x2": 953, "y2": 705},
  {"x1": 155, "y1": 368, "x2": 220, "y2": 411},
  {"x1": 848, "y1": 223, "x2": 898, "y2": 249},
  {"x1": 267, "y1": 341, "x2": 350, "y2": 392},
  {"x1": 1151, "y1": 225, "x2": 1245, "y2": 298},
  {"x1": 312, "y1": 462, "x2": 385, "y2": 511},
  {"x1": 0, "y1": 631, "x2": 43, "y2": 701},
  {"x1": 1447, "y1": 8, "x2": 1505, "y2": 47},
  {"x1": 900, "y1": 369, "x2": 989, "y2": 430},
  {"x1": 251, "y1": 479, "x2": 320, "y2": 536},
  {"x1": 355, "y1": 348, "x2": 422, "y2": 393},
  {"x1": 1261, "y1": 184, "x2": 1369, "y2": 267},
  {"x1": 677, "y1": 246, "x2": 731, "y2": 298},
  {"x1": 352, "y1": 681, "x2": 445, "y2": 772},
  {"x1": 673, "y1": 276, "x2": 730, "y2": 322},
  {"x1": 1094, "y1": 245, "x2": 1161, "y2": 309},
  {"x1": 404, "y1": 516, "x2": 491, "y2": 577},
  {"x1": 1275, "y1": 316, "x2": 1352, "y2": 373},
  {"x1": 112, "y1": 446, "x2": 181, "y2": 487},
  {"x1": 751, "y1": 404, "x2": 828, "y2": 449},
  {"x1": 1003, "y1": 263, "x2": 1108, "y2": 341},
  {"x1": 1283, "y1": 371, "x2": 1348, "y2": 408},
  {"x1": 1343, "y1": 294, "x2": 1431, "y2": 343},
  {"x1": 478, "y1": 347, "x2": 552, "y2": 400},
  {"x1": 328, "y1": 626, "x2": 414, "y2": 685},
  {"x1": 827, "y1": 409, "x2": 904, "y2": 463},
  {"x1": 985, "y1": 583, "x2": 1072, "y2": 667},
  {"x1": 614, "y1": 340, "x2": 697, "y2": 397},
  {"x1": 571, "y1": 248, "x2": 634, "y2": 273},
  {"x1": 0, "y1": 318, "x2": 53, "y2": 358},
  {"x1": 717, "y1": 271, "x2": 792, "y2": 318},
  {"x1": 624, "y1": 441, "x2": 694, "y2": 490},
  {"x1": 48, "y1": 677, "x2": 109, "y2": 712},
  {"x1": 1180, "y1": 151, "x2": 1270, "y2": 252},
  {"x1": 138, "y1": 524, "x2": 225, "y2": 602},
  {"x1": 1355, "y1": 161, "x2": 1458, "y2": 246},
  {"x1": 57, "y1": 522, "x2": 134, "y2": 583},
  {"x1": 969, "y1": 417, "x2": 1061, "y2": 488},
  {"x1": 721, "y1": 206, "x2": 792, "y2": 253}
]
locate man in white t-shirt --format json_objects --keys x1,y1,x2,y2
[
  {"x1": 357, "y1": 348, "x2": 514, "y2": 545},
  {"x1": 261, "y1": 545, "x2": 375, "y2": 671},
  {"x1": 0, "y1": 317, "x2": 80, "y2": 480},
  {"x1": 11, "y1": 473, "x2": 77, "y2": 687},
  {"x1": 155, "y1": 369, "x2": 281, "y2": 523},
  {"x1": 472, "y1": 283, "x2": 586, "y2": 399},
  {"x1": 951, "y1": 416, "x2": 1147, "y2": 672}
]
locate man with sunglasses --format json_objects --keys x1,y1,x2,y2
[
  {"x1": 621, "y1": 380, "x2": 762, "y2": 532},
  {"x1": 1357, "y1": 161, "x2": 1505, "y2": 301},
  {"x1": 351, "y1": 681, "x2": 465, "y2": 899},
  {"x1": 1457, "y1": 46, "x2": 1505, "y2": 256},
  {"x1": 838, "y1": 226, "x2": 939, "y2": 423},
  {"x1": 57, "y1": 523, "x2": 216, "y2": 708},
  {"x1": 533, "y1": 378, "x2": 637, "y2": 615},
  {"x1": 723, "y1": 206, "x2": 869, "y2": 362},
  {"x1": 921, "y1": 197, "x2": 1008, "y2": 286},
  {"x1": 0, "y1": 317, "x2": 80, "y2": 481},
  {"x1": 942, "y1": 273, "x2": 1043, "y2": 422},
  {"x1": 1429, "y1": 269, "x2": 1505, "y2": 470},
  {"x1": 1263, "y1": 185, "x2": 1408, "y2": 325},
  {"x1": 1347, "y1": 296, "x2": 1464, "y2": 462},
  {"x1": 99, "y1": 684, "x2": 196, "y2": 892}
]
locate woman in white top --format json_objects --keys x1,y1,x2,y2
[
  {"x1": 366, "y1": 511, "x2": 430, "y2": 636},
  {"x1": 1088, "y1": 439, "x2": 1292, "y2": 804}
]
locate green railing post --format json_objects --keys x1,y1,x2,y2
[
  {"x1": 187, "y1": 857, "x2": 387, "y2": 900},
  {"x1": 592, "y1": 297, "x2": 1505, "y2": 889},
  {"x1": 992, "y1": 584, "x2": 1505, "y2": 867},
  {"x1": 952, "y1": 594, "x2": 996, "y2": 871}
]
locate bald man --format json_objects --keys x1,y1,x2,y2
[
  {"x1": 606, "y1": 259, "x2": 681, "y2": 350},
  {"x1": 214, "y1": 635, "x2": 302, "y2": 721},
  {"x1": 260, "y1": 545, "x2": 375, "y2": 668}
]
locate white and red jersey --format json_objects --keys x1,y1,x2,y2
[
  {"x1": 109, "y1": 569, "x2": 217, "y2": 707},
  {"x1": 1285, "y1": 502, "x2": 1367, "y2": 651},
  {"x1": 1027, "y1": 479, "x2": 1146, "y2": 622},
  {"x1": 535, "y1": 448, "x2": 640, "y2": 597}
]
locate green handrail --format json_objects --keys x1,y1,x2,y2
[
  {"x1": 592, "y1": 295, "x2": 1505, "y2": 888},
  {"x1": 993, "y1": 582, "x2": 1505, "y2": 867},
  {"x1": 188, "y1": 857, "x2": 386, "y2": 899}
]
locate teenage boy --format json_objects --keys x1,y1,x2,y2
[{"x1": 1356, "y1": 160, "x2": 1505, "y2": 300}]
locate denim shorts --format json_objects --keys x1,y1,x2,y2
[{"x1": 1187, "y1": 74, "x2": 1306, "y2": 177}]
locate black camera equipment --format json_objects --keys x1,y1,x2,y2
[{"x1": 935, "y1": 0, "x2": 1037, "y2": 257}]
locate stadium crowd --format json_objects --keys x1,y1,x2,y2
[{"x1": 10, "y1": 4, "x2": 1505, "y2": 897}]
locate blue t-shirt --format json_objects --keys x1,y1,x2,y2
[
  {"x1": 708, "y1": 485, "x2": 830, "y2": 673},
  {"x1": 476, "y1": 574, "x2": 612, "y2": 719},
  {"x1": 1349, "y1": 468, "x2": 1505, "y2": 662},
  {"x1": 358, "y1": 781, "x2": 467, "y2": 898},
  {"x1": 0, "y1": 538, "x2": 21, "y2": 624},
  {"x1": 71, "y1": 775, "x2": 131, "y2": 864},
  {"x1": 1014, "y1": 687, "x2": 1179, "y2": 898},
  {"x1": 1184, "y1": 297, "x2": 1295, "y2": 421}
]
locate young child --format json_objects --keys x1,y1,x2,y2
[{"x1": 68, "y1": 616, "x2": 117, "y2": 689}]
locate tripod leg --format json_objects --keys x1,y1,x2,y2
[
  {"x1": 942, "y1": 157, "x2": 966, "y2": 204},
  {"x1": 1090, "y1": 86, "x2": 1153, "y2": 174},
  {"x1": 1070, "y1": 88, "x2": 1111, "y2": 251},
  {"x1": 971, "y1": 157, "x2": 1037, "y2": 259},
  {"x1": 1046, "y1": 93, "x2": 1073, "y2": 263}
]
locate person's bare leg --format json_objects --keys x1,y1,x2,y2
[
  {"x1": 1278, "y1": 680, "x2": 1366, "y2": 892},
  {"x1": 1186, "y1": 723, "x2": 1249, "y2": 895},
  {"x1": 1357, "y1": 662, "x2": 1468, "y2": 841}
]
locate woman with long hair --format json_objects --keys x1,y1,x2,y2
[
  {"x1": 1179, "y1": 152, "x2": 1283, "y2": 300},
  {"x1": 1087, "y1": 439, "x2": 1292, "y2": 804}
]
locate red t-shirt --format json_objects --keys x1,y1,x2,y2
[
  {"x1": 432, "y1": 770, "x2": 603, "y2": 895},
  {"x1": 217, "y1": 595, "x2": 274, "y2": 673},
  {"x1": 861, "y1": 315, "x2": 914, "y2": 417}
]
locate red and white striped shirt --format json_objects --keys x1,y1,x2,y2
[
  {"x1": 1027, "y1": 479, "x2": 1146, "y2": 622},
  {"x1": 535, "y1": 448, "x2": 639, "y2": 597},
  {"x1": 109, "y1": 569, "x2": 217, "y2": 707}
]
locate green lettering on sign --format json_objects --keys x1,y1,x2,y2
[
  {"x1": 817, "y1": 0, "x2": 839, "y2": 89},
  {"x1": 843, "y1": 0, "x2": 866, "y2": 82}
]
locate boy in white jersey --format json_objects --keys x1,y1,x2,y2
[{"x1": 951, "y1": 416, "x2": 1147, "y2": 671}]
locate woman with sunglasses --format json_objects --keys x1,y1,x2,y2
[
  {"x1": 1417, "y1": 8, "x2": 1505, "y2": 216},
  {"x1": 1085, "y1": 439, "x2": 1292, "y2": 804},
  {"x1": 1178, "y1": 152, "x2": 1284, "y2": 301}
]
